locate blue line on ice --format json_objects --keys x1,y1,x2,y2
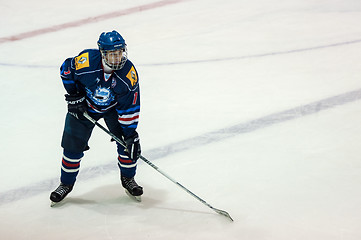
[{"x1": 1, "y1": 88, "x2": 361, "y2": 205}]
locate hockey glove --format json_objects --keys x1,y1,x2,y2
[
  {"x1": 124, "y1": 132, "x2": 141, "y2": 161},
  {"x1": 65, "y1": 93, "x2": 87, "y2": 119}
]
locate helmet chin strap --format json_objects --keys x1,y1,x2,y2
[{"x1": 102, "y1": 59, "x2": 113, "y2": 73}]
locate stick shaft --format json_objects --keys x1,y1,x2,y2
[{"x1": 83, "y1": 112, "x2": 233, "y2": 221}]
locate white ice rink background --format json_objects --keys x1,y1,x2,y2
[{"x1": 1, "y1": 0, "x2": 361, "y2": 239}]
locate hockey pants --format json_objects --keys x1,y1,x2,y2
[{"x1": 60, "y1": 110, "x2": 137, "y2": 185}]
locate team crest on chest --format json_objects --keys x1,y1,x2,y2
[{"x1": 86, "y1": 86, "x2": 115, "y2": 106}]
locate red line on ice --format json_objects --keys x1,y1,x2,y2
[{"x1": 0, "y1": 0, "x2": 184, "y2": 44}]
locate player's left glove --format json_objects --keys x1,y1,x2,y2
[{"x1": 124, "y1": 131, "x2": 141, "y2": 161}]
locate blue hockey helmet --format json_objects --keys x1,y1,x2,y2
[{"x1": 97, "y1": 30, "x2": 128, "y2": 70}]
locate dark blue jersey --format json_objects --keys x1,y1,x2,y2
[{"x1": 60, "y1": 49, "x2": 140, "y2": 137}]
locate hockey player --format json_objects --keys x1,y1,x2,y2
[{"x1": 50, "y1": 30, "x2": 143, "y2": 203}]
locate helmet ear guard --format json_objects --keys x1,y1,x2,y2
[{"x1": 97, "y1": 30, "x2": 128, "y2": 70}]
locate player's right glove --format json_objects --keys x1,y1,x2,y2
[{"x1": 65, "y1": 93, "x2": 87, "y2": 119}]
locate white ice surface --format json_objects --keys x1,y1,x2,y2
[{"x1": 1, "y1": 0, "x2": 361, "y2": 239}]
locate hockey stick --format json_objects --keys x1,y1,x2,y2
[{"x1": 83, "y1": 112, "x2": 234, "y2": 221}]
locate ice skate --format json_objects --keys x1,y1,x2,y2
[
  {"x1": 121, "y1": 176, "x2": 143, "y2": 202},
  {"x1": 50, "y1": 183, "x2": 73, "y2": 206}
]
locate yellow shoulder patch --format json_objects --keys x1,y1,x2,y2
[
  {"x1": 126, "y1": 66, "x2": 138, "y2": 86},
  {"x1": 75, "y1": 52, "x2": 90, "y2": 70}
]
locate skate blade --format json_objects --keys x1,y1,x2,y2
[
  {"x1": 50, "y1": 200, "x2": 65, "y2": 207},
  {"x1": 125, "y1": 189, "x2": 142, "y2": 202}
]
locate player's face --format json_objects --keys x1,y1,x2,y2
[{"x1": 105, "y1": 49, "x2": 123, "y2": 64}]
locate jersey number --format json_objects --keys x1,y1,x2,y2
[{"x1": 132, "y1": 92, "x2": 138, "y2": 105}]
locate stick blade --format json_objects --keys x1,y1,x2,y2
[{"x1": 213, "y1": 208, "x2": 234, "y2": 222}]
